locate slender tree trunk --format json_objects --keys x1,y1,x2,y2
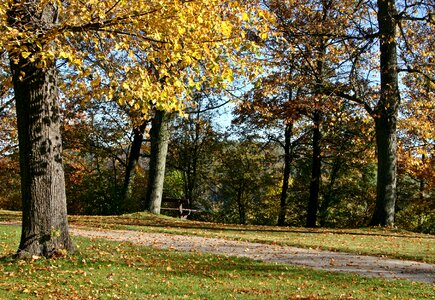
[
  {"x1": 319, "y1": 159, "x2": 340, "y2": 227},
  {"x1": 183, "y1": 114, "x2": 202, "y2": 207},
  {"x1": 121, "y1": 121, "x2": 147, "y2": 207},
  {"x1": 183, "y1": 158, "x2": 195, "y2": 208},
  {"x1": 8, "y1": 1, "x2": 73, "y2": 258},
  {"x1": 370, "y1": 0, "x2": 400, "y2": 226},
  {"x1": 306, "y1": 110, "x2": 322, "y2": 228},
  {"x1": 184, "y1": 169, "x2": 195, "y2": 208},
  {"x1": 187, "y1": 147, "x2": 198, "y2": 206},
  {"x1": 236, "y1": 187, "x2": 246, "y2": 225},
  {"x1": 305, "y1": 7, "x2": 328, "y2": 227},
  {"x1": 419, "y1": 154, "x2": 425, "y2": 202},
  {"x1": 145, "y1": 110, "x2": 170, "y2": 214},
  {"x1": 418, "y1": 155, "x2": 426, "y2": 227},
  {"x1": 278, "y1": 123, "x2": 293, "y2": 226}
]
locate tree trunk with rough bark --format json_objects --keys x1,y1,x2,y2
[
  {"x1": 278, "y1": 123, "x2": 293, "y2": 226},
  {"x1": 370, "y1": 0, "x2": 400, "y2": 226},
  {"x1": 372, "y1": 116, "x2": 398, "y2": 226},
  {"x1": 8, "y1": 1, "x2": 73, "y2": 258},
  {"x1": 145, "y1": 110, "x2": 170, "y2": 214},
  {"x1": 306, "y1": 110, "x2": 322, "y2": 228}
]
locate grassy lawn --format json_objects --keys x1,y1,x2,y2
[
  {"x1": 1, "y1": 225, "x2": 434, "y2": 300},
  {"x1": 74, "y1": 213, "x2": 435, "y2": 263},
  {"x1": 1, "y1": 210, "x2": 434, "y2": 263}
]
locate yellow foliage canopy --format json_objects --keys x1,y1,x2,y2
[{"x1": 0, "y1": 0, "x2": 271, "y2": 118}]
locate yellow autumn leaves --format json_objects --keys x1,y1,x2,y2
[{"x1": 0, "y1": 0, "x2": 272, "y2": 118}]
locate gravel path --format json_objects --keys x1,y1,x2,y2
[{"x1": 70, "y1": 226, "x2": 435, "y2": 284}]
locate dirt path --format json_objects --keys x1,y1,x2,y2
[{"x1": 70, "y1": 226, "x2": 435, "y2": 284}]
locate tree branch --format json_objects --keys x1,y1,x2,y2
[{"x1": 398, "y1": 68, "x2": 435, "y2": 84}]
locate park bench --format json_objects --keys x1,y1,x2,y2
[{"x1": 161, "y1": 197, "x2": 199, "y2": 219}]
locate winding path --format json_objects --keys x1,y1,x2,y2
[{"x1": 70, "y1": 226, "x2": 435, "y2": 284}]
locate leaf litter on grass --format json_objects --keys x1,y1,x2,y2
[{"x1": 1, "y1": 224, "x2": 435, "y2": 299}]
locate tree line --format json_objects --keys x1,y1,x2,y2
[{"x1": 0, "y1": 0, "x2": 433, "y2": 258}]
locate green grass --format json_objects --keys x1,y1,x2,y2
[
  {"x1": 1, "y1": 225, "x2": 434, "y2": 300},
  {"x1": 70, "y1": 212, "x2": 435, "y2": 263},
  {"x1": 2, "y1": 209, "x2": 434, "y2": 263}
]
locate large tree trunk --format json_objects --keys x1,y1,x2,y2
[
  {"x1": 372, "y1": 117, "x2": 398, "y2": 226},
  {"x1": 278, "y1": 123, "x2": 293, "y2": 226},
  {"x1": 121, "y1": 121, "x2": 147, "y2": 208},
  {"x1": 145, "y1": 110, "x2": 170, "y2": 214},
  {"x1": 306, "y1": 110, "x2": 322, "y2": 228},
  {"x1": 8, "y1": 1, "x2": 73, "y2": 258},
  {"x1": 370, "y1": 0, "x2": 400, "y2": 226}
]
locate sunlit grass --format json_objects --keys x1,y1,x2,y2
[
  {"x1": 71, "y1": 212, "x2": 435, "y2": 263},
  {"x1": 1, "y1": 209, "x2": 434, "y2": 263},
  {"x1": 1, "y1": 225, "x2": 433, "y2": 300}
]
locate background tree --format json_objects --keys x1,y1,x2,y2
[
  {"x1": 369, "y1": 0, "x2": 401, "y2": 226},
  {"x1": 237, "y1": 0, "x2": 372, "y2": 227},
  {"x1": 62, "y1": 98, "x2": 135, "y2": 215},
  {"x1": 0, "y1": 87, "x2": 19, "y2": 210},
  {"x1": 263, "y1": 0, "x2": 434, "y2": 226},
  {"x1": 396, "y1": 72, "x2": 435, "y2": 233},
  {"x1": 394, "y1": 1, "x2": 435, "y2": 233},
  {"x1": 166, "y1": 95, "x2": 222, "y2": 210},
  {"x1": 234, "y1": 78, "x2": 303, "y2": 226},
  {"x1": 318, "y1": 102, "x2": 376, "y2": 227},
  {"x1": 214, "y1": 137, "x2": 280, "y2": 225}
]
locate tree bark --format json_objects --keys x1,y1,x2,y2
[
  {"x1": 278, "y1": 123, "x2": 293, "y2": 226},
  {"x1": 145, "y1": 110, "x2": 170, "y2": 214},
  {"x1": 370, "y1": 0, "x2": 400, "y2": 226},
  {"x1": 121, "y1": 121, "x2": 147, "y2": 208},
  {"x1": 372, "y1": 117, "x2": 398, "y2": 226},
  {"x1": 8, "y1": 1, "x2": 73, "y2": 258},
  {"x1": 306, "y1": 110, "x2": 322, "y2": 228}
]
